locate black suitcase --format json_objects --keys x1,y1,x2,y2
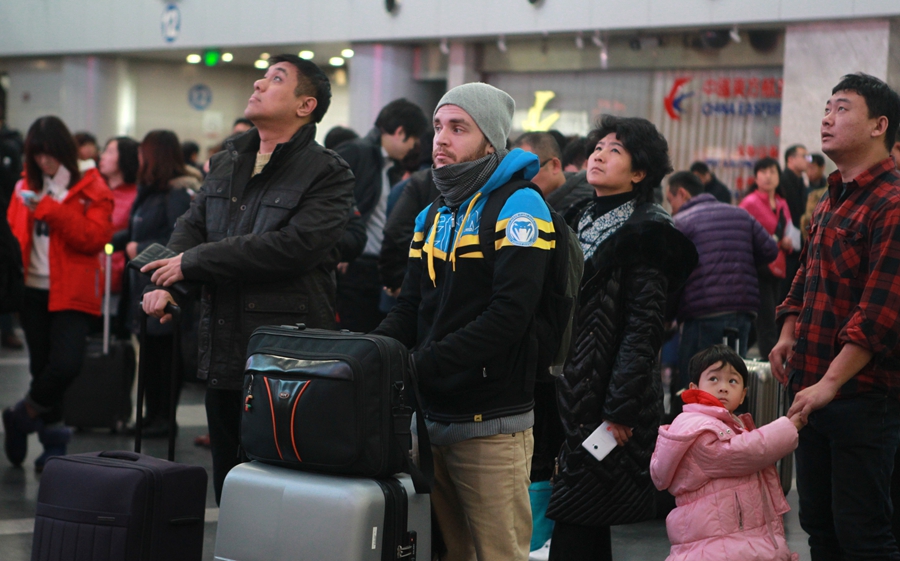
[
  {"x1": 32, "y1": 304, "x2": 208, "y2": 561},
  {"x1": 241, "y1": 324, "x2": 431, "y2": 492},
  {"x1": 63, "y1": 247, "x2": 135, "y2": 430}
]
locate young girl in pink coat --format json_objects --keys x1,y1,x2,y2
[{"x1": 651, "y1": 345, "x2": 806, "y2": 561}]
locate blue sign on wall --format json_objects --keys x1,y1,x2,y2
[
  {"x1": 188, "y1": 84, "x2": 212, "y2": 110},
  {"x1": 161, "y1": 4, "x2": 181, "y2": 43}
]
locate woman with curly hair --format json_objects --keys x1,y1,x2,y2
[{"x1": 547, "y1": 116, "x2": 697, "y2": 560}]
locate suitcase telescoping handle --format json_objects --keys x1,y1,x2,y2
[
  {"x1": 102, "y1": 244, "x2": 113, "y2": 355},
  {"x1": 136, "y1": 302, "x2": 181, "y2": 461},
  {"x1": 723, "y1": 327, "x2": 741, "y2": 355}
]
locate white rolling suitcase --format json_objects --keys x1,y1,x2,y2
[
  {"x1": 745, "y1": 358, "x2": 794, "y2": 495},
  {"x1": 214, "y1": 462, "x2": 430, "y2": 561}
]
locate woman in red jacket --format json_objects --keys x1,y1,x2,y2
[
  {"x1": 99, "y1": 137, "x2": 139, "y2": 293},
  {"x1": 739, "y1": 157, "x2": 795, "y2": 362},
  {"x1": 3, "y1": 116, "x2": 113, "y2": 470}
]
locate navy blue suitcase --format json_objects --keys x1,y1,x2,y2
[{"x1": 31, "y1": 305, "x2": 208, "y2": 561}]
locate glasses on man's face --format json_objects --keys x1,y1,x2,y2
[{"x1": 539, "y1": 158, "x2": 553, "y2": 168}]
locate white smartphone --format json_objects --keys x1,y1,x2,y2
[{"x1": 581, "y1": 421, "x2": 619, "y2": 462}]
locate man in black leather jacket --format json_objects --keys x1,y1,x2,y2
[{"x1": 141, "y1": 54, "x2": 354, "y2": 502}]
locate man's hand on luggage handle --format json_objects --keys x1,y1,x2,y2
[
  {"x1": 142, "y1": 290, "x2": 177, "y2": 324},
  {"x1": 143, "y1": 253, "x2": 185, "y2": 287},
  {"x1": 769, "y1": 316, "x2": 797, "y2": 385}
]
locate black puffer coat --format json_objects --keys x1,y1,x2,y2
[{"x1": 547, "y1": 202, "x2": 697, "y2": 527}]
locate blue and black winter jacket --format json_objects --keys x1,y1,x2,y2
[{"x1": 375, "y1": 149, "x2": 555, "y2": 423}]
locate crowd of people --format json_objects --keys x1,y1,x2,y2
[{"x1": 2, "y1": 56, "x2": 900, "y2": 561}]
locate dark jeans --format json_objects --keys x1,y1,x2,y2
[
  {"x1": 206, "y1": 387, "x2": 247, "y2": 505},
  {"x1": 673, "y1": 313, "x2": 752, "y2": 416},
  {"x1": 336, "y1": 256, "x2": 386, "y2": 333},
  {"x1": 756, "y1": 273, "x2": 781, "y2": 360},
  {"x1": 19, "y1": 288, "x2": 92, "y2": 424},
  {"x1": 548, "y1": 521, "x2": 611, "y2": 561},
  {"x1": 794, "y1": 392, "x2": 900, "y2": 560},
  {"x1": 140, "y1": 334, "x2": 182, "y2": 423},
  {"x1": 779, "y1": 250, "x2": 801, "y2": 303}
]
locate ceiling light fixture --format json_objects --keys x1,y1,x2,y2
[
  {"x1": 341, "y1": 49, "x2": 355, "y2": 58},
  {"x1": 299, "y1": 50, "x2": 314, "y2": 60},
  {"x1": 254, "y1": 59, "x2": 269, "y2": 69},
  {"x1": 221, "y1": 52, "x2": 233, "y2": 62},
  {"x1": 329, "y1": 56, "x2": 345, "y2": 67},
  {"x1": 729, "y1": 26, "x2": 741, "y2": 43},
  {"x1": 186, "y1": 54, "x2": 201, "y2": 64},
  {"x1": 259, "y1": 52, "x2": 270, "y2": 60}
]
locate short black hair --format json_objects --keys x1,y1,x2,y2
[
  {"x1": 832, "y1": 73, "x2": 900, "y2": 151},
  {"x1": 689, "y1": 344, "x2": 748, "y2": 387},
  {"x1": 514, "y1": 132, "x2": 562, "y2": 162},
  {"x1": 746, "y1": 156, "x2": 784, "y2": 196},
  {"x1": 809, "y1": 153, "x2": 825, "y2": 167},
  {"x1": 267, "y1": 54, "x2": 332, "y2": 124},
  {"x1": 233, "y1": 117, "x2": 253, "y2": 129},
  {"x1": 547, "y1": 129, "x2": 569, "y2": 151},
  {"x1": 73, "y1": 131, "x2": 97, "y2": 148},
  {"x1": 689, "y1": 161, "x2": 710, "y2": 175},
  {"x1": 110, "y1": 136, "x2": 140, "y2": 184},
  {"x1": 374, "y1": 98, "x2": 428, "y2": 140},
  {"x1": 784, "y1": 144, "x2": 805, "y2": 163},
  {"x1": 561, "y1": 136, "x2": 589, "y2": 169},
  {"x1": 182, "y1": 140, "x2": 199, "y2": 161},
  {"x1": 753, "y1": 156, "x2": 781, "y2": 176},
  {"x1": 668, "y1": 170, "x2": 704, "y2": 197},
  {"x1": 587, "y1": 115, "x2": 673, "y2": 204},
  {"x1": 324, "y1": 126, "x2": 359, "y2": 150}
]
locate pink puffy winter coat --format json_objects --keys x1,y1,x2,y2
[{"x1": 651, "y1": 394, "x2": 799, "y2": 561}]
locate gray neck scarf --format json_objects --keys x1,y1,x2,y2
[{"x1": 432, "y1": 150, "x2": 508, "y2": 208}]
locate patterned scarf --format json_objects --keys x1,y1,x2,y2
[
  {"x1": 578, "y1": 198, "x2": 636, "y2": 261},
  {"x1": 432, "y1": 150, "x2": 508, "y2": 208}
]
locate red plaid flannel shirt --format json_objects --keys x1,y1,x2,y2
[{"x1": 776, "y1": 158, "x2": 900, "y2": 399}]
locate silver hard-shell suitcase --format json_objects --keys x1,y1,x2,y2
[
  {"x1": 745, "y1": 358, "x2": 794, "y2": 495},
  {"x1": 214, "y1": 462, "x2": 430, "y2": 561}
]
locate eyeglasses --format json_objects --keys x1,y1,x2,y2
[{"x1": 539, "y1": 158, "x2": 553, "y2": 168}]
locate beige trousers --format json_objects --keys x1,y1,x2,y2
[{"x1": 431, "y1": 429, "x2": 534, "y2": 561}]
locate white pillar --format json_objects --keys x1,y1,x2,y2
[
  {"x1": 347, "y1": 44, "x2": 435, "y2": 135},
  {"x1": 780, "y1": 20, "x2": 892, "y2": 161},
  {"x1": 447, "y1": 42, "x2": 479, "y2": 90}
]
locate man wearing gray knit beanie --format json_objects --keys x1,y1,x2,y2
[{"x1": 375, "y1": 82, "x2": 553, "y2": 561}]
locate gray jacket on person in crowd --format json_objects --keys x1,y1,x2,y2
[
  {"x1": 672, "y1": 193, "x2": 779, "y2": 322},
  {"x1": 164, "y1": 124, "x2": 355, "y2": 390}
]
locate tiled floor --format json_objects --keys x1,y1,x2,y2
[{"x1": 0, "y1": 330, "x2": 812, "y2": 560}]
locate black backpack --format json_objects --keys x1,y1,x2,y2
[{"x1": 424, "y1": 178, "x2": 584, "y2": 379}]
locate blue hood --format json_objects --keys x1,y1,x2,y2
[{"x1": 472, "y1": 148, "x2": 540, "y2": 201}]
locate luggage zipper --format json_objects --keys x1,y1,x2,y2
[
  {"x1": 378, "y1": 478, "x2": 416, "y2": 560},
  {"x1": 734, "y1": 492, "x2": 743, "y2": 531}
]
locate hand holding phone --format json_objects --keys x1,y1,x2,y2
[
  {"x1": 19, "y1": 190, "x2": 41, "y2": 209},
  {"x1": 581, "y1": 421, "x2": 619, "y2": 462}
]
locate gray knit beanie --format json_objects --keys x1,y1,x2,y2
[{"x1": 434, "y1": 83, "x2": 515, "y2": 151}]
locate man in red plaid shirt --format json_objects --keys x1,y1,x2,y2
[{"x1": 771, "y1": 73, "x2": 900, "y2": 560}]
